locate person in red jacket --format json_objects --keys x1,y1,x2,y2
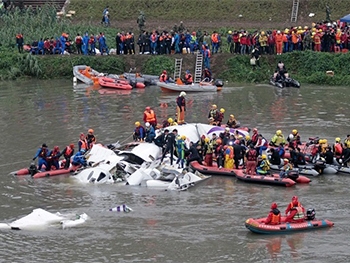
[
  {"x1": 285, "y1": 198, "x2": 306, "y2": 223},
  {"x1": 265, "y1": 203, "x2": 281, "y2": 225},
  {"x1": 285, "y1": 196, "x2": 305, "y2": 215}
]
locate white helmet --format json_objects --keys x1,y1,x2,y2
[
  {"x1": 289, "y1": 134, "x2": 294, "y2": 139},
  {"x1": 145, "y1": 122, "x2": 150, "y2": 127},
  {"x1": 180, "y1": 91, "x2": 186, "y2": 97}
]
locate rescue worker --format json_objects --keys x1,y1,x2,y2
[
  {"x1": 324, "y1": 146, "x2": 334, "y2": 165},
  {"x1": 264, "y1": 203, "x2": 281, "y2": 225},
  {"x1": 176, "y1": 135, "x2": 186, "y2": 168},
  {"x1": 133, "y1": 121, "x2": 145, "y2": 142},
  {"x1": 46, "y1": 146, "x2": 61, "y2": 170},
  {"x1": 154, "y1": 129, "x2": 168, "y2": 149},
  {"x1": 285, "y1": 199, "x2": 306, "y2": 223},
  {"x1": 275, "y1": 30, "x2": 283, "y2": 55},
  {"x1": 208, "y1": 104, "x2": 219, "y2": 124},
  {"x1": 270, "y1": 130, "x2": 286, "y2": 147},
  {"x1": 215, "y1": 139, "x2": 225, "y2": 168},
  {"x1": 86, "y1": 129, "x2": 96, "y2": 149},
  {"x1": 143, "y1": 106, "x2": 157, "y2": 128},
  {"x1": 215, "y1": 108, "x2": 225, "y2": 126},
  {"x1": 159, "y1": 70, "x2": 169, "y2": 83},
  {"x1": 245, "y1": 144, "x2": 258, "y2": 175},
  {"x1": 255, "y1": 134, "x2": 268, "y2": 155},
  {"x1": 269, "y1": 148, "x2": 281, "y2": 165},
  {"x1": 33, "y1": 143, "x2": 49, "y2": 171},
  {"x1": 160, "y1": 129, "x2": 177, "y2": 165},
  {"x1": 176, "y1": 91, "x2": 186, "y2": 125},
  {"x1": 78, "y1": 133, "x2": 88, "y2": 153},
  {"x1": 333, "y1": 137, "x2": 343, "y2": 164},
  {"x1": 184, "y1": 70, "x2": 193, "y2": 85},
  {"x1": 60, "y1": 144, "x2": 75, "y2": 169},
  {"x1": 187, "y1": 141, "x2": 203, "y2": 166},
  {"x1": 145, "y1": 122, "x2": 156, "y2": 143},
  {"x1": 224, "y1": 145, "x2": 234, "y2": 169},
  {"x1": 204, "y1": 137, "x2": 214, "y2": 166},
  {"x1": 71, "y1": 151, "x2": 87, "y2": 167},
  {"x1": 256, "y1": 154, "x2": 271, "y2": 175},
  {"x1": 279, "y1": 158, "x2": 293, "y2": 178},
  {"x1": 233, "y1": 140, "x2": 245, "y2": 169},
  {"x1": 226, "y1": 114, "x2": 238, "y2": 128},
  {"x1": 202, "y1": 68, "x2": 212, "y2": 82},
  {"x1": 287, "y1": 129, "x2": 301, "y2": 147},
  {"x1": 285, "y1": 196, "x2": 304, "y2": 215},
  {"x1": 251, "y1": 128, "x2": 259, "y2": 145}
]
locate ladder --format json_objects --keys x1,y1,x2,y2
[
  {"x1": 174, "y1": 58, "x2": 182, "y2": 80},
  {"x1": 194, "y1": 51, "x2": 203, "y2": 83},
  {"x1": 290, "y1": 0, "x2": 299, "y2": 23}
]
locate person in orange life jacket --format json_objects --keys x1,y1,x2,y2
[
  {"x1": 150, "y1": 31, "x2": 158, "y2": 55},
  {"x1": 60, "y1": 144, "x2": 75, "y2": 169},
  {"x1": 285, "y1": 199, "x2": 306, "y2": 223},
  {"x1": 285, "y1": 196, "x2": 305, "y2": 215},
  {"x1": 46, "y1": 146, "x2": 61, "y2": 170},
  {"x1": 184, "y1": 70, "x2": 193, "y2": 85},
  {"x1": 245, "y1": 144, "x2": 258, "y2": 175},
  {"x1": 176, "y1": 91, "x2": 186, "y2": 125},
  {"x1": 143, "y1": 106, "x2": 157, "y2": 128},
  {"x1": 333, "y1": 137, "x2": 343, "y2": 164},
  {"x1": 133, "y1": 121, "x2": 145, "y2": 141},
  {"x1": 203, "y1": 43, "x2": 211, "y2": 69},
  {"x1": 33, "y1": 143, "x2": 49, "y2": 171},
  {"x1": 86, "y1": 129, "x2": 96, "y2": 149},
  {"x1": 89, "y1": 34, "x2": 97, "y2": 55},
  {"x1": 78, "y1": 133, "x2": 88, "y2": 153},
  {"x1": 255, "y1": 134, "x2": 268, "y2": 155},
  {"x1": 264, "y1": 203, "x2": 281, "y2": 225},
  {"x1": 159, "y1": 70, "x2": 169, "y2": 83},
  {"x1": 202, "y1": 67, "x2": 212, "y2": 82},
  {"x1": 251, "y1": 128, "x2": 259, "y2": 145}
]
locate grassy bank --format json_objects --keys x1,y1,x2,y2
[
  {"x1": 68, "y1": 0, "x2": 349, "y2": 30},
  {"x1": 1, "y1": 51, "x2": 349, "y2": 86}
]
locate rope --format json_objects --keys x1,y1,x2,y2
[{"x1": 118, "y1": 133, "x2": 134, "y2": 145}]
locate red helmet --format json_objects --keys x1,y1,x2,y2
[
  {"x1": 145, "y1": 106, "x2": 151, "y2": 111},
  {"x1": 54, "y1": 146, "x2": 59, "y2": 151},
  {"x1": 69, "y1": 143, "x2": 75, "y2": 148},
  {"x1": 253, "y1": 128, "x2": 258, "y2": 133},
  {"x1": 271, "y1": 202, "x2": 277, "y2": 209},
  {"x1": 162, "y1": 70, "x2": 167, "y2": 74},
  {"x1": 292, "y1": 195, "x2": 298, "y2": 201}
]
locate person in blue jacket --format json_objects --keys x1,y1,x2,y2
[
  {"x1": 98, "y1": 32, "x2": 109, "y2": 55},
  {"x1": 33, "y1": 143, "x2": 49, "y2": 171},
  {"x1": 71, "y1": 151, "x2": 87, "y2": 167},
  {"x1": 145, "y1": 122, "x2": 155, "y2": 143},
  {"x1": 82, "y1": 32, "x2": 90, "y2": 55}
]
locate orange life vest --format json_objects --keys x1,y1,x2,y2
[
  {"x1": 314, "y1": 35, "x2": 321, "y2": 45},
  {"x1": 275, "y1": 34, "x2": 283, "y2": 43},
  {"x1": 211, "y1": 33, "x2": 218, "y2": 43},
  {"x1": 185, "y1": 73, "x2": 193, "y2": 83},
  {"x1": 79, "y1": 139, "x2": 87, "y2": 151},
  {"x1": 66, "y1": 146, "x2": 73, "y2": 156},
  {"x1": 270, "y1": 213, "x2": 281, "y2": 225},
  {"x1": 144, "y1": 110, "x2": 156, "y2": 122},
  {"x1": 334, "y1": 143, "x2": 343, "y2": 155}
]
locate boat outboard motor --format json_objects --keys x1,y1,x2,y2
[
  {"x1": 214, "y1": 79, "x2": 224, "y2": 87},
  {"x1": 287, "y1": 170, "x2": 299, "y2": 181},
  {"x1": 28, "y1": 163, "x2": 39, "y2": 176},
  {"x1": 314, "y1": 158, "x2": 326, "y2": 174},
  {"x1": 306, "y1": 208, "x2": 316, "y2": 220}
]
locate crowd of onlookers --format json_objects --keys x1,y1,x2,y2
[{"x1": 15, "y1": 20, "x2": 350, "y2": 56}]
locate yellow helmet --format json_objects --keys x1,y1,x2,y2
[
  {"x1": 261, "y1": 31, "x2": 265, "y2": 35},
  {"x1": 204, "y1": 137, "x2": 210, "y2": 143},
  {"x1": 318, "y1": 29, "x2": 323, "y2": 33},
  {"x1": 335, "y1": 137, "x2": 341, "y2": 142},
  {"x1": 276, "y1": 130, "x2": 282, "y2": 136},
  {"x1": 228, "y1": 30, "x2": 232, "y2": 34},
  {"x1": 261, "y1": 154, "x2": 267, "y2": 160},
  {"x1": 230, "y1": 114, "x2": 235, "y2": 118},
  {"x1": 168, "y1": 118, "x2": 173, "y2": 123},
  {"x1": 245, "y1": 135, "x2": 251, "y2": 140},
  {"x1": 135, "y1": 121, "x2": 140, "y2": 127},
  {"x1": 220, "y1": 108, "x2": 225, "y2": 113},
  {"x1": 181, "y1": 135, "x2": 186, "y2": 140},
  {"x1": 212, "y1": 104, "x2": 217, "y2": 109},
  {"x1": 292, "y1": 129, "x2": 297, "y2": 135},
  {"x1": 323, "y1": 139, "x2": 328, "y2": 143},
  {"x1": 298, "y1": 26, "x2": 302, "y2": 30}
]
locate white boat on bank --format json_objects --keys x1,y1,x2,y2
[
  {"x1": 73, "y1": 65, "x2": 101, "y2": 85},
  {"x1": 157, "y1": 80, "x2": 223, "y2": 92}
]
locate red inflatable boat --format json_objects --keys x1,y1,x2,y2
[
  {"x1": 98, "y1": 76, "x2": 133, "y2": 90},
  {"x1": 12, "y1": 164, "x2": 80, "y2": 178},
  {"x1": 189, "y1": 161, "x2": 236, "y2": 176},
  {"x1": 245, "y1": 216, "x2": 334, "y2": 234},
  {"x1": 233, "y1": 169, "x2": 296, "y2": 187}
]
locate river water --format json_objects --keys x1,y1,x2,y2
[{"x1": 0, "y1": 80, "x2": 349, "y2": 263}]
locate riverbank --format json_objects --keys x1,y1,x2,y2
[{"x1": 0, "y1": 51, "x2": 349, "y2": 85}]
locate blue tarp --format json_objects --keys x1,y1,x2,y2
[{"x1": 340, "y1": 14, "x2": 350, "y2": 23}]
